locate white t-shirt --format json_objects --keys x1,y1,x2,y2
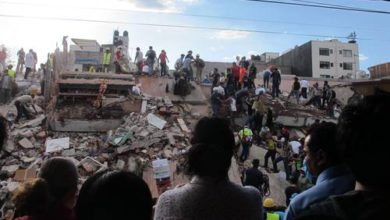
[
  {"x1": 255, "y1": 87, "x2": 266, "y2": 95},
  {"x1": 289, "y1": 140, "x2": 302, "y2": 154},
  {"x1": 300, "y1": 80, "x2": 309, "y2": 89},
  {"x1": 213, "y1": 86, "x2": 225, "y2": 96},
  {"x1": 25, "y1": 52, "x2": 35, "y2": 68}
]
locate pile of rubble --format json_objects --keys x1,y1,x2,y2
[{"x1": 0, "y1": 95, "x2": 196, "y2": 218}]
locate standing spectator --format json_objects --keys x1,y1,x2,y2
[
  {"x1": 31, "y1": 49, "x2": 38, "y2": 72},
  {"x1": 243, "y1": 159, "x2": 265, "y2": 193},
  {"x1": 287, "y1": 77, "x2": 301, "y2": 104},
  {"x1": 263, "y1": 69, "x2": 271, "y2": 89},
  {"x1": 154, "y1": 117, "x2": 263, "y2": 220},
  {"x1": 183, "y1": 51, "x2": 194, "y2": 81},
  {"x1": 158, "y1": 49, "x2": 169, "y2": 77},
  {"x1": 0, "y1": 45, "x2": 6, "y2": 69},
  {"x1": 16, "y1": 48, "x2": 25, "y2": 75},
  {"x1": 238, "y1": 125, "x2": 253, "y2": 162},
  {"x1": 248, "y1": 63, "x2": 257, "y2": 89},
  {"x1": 114, "y1": 47, "x2": 123, "y2": 74},
  {"x1": 102, "y1": 48, "x2": 112, "y2": 73},
  {"x1": 145, "y1": 46, "x2": 156, "y2": 75},
  {"x1": 284, "y1": 122, "x2": 355, "y2": 220},
  {"x1": 296, "y1": 93, "x2": 390, "y2": 220},
  {"x1": 271, "y1": 67, "x2": 281, "y2": 98},
  {"x1": 300, "y1": 79, "x2": 309, "y2": 99},
  {"x1": 134, "y1": 47, "x2": 143, "y2": 74},
  {"x1": 263, "y1": 133, "x2": 278, "y2": 172},
  {"x1": 210, "y1": 89, "x2": 223, "y2": 117},
  {"x1": 175, "y1": 54, "x2": 185, "y2": 71},
  {"x1": 13, "y1": 157, "x2": 79, "y2": 220},
  {"x1": 312, "y1": 82, "x2": 322, "y2": 107},
  {"x1": 0, "y1": 115, "x2": 7, "y2": 151},
  {"x1": 251, "y1": 94, "x2": 266, "y2": 133},
  {"x1": 239, "y1": 56, "x2": 249, "y2": 69},
  {"x1": 321, "y1": 81, "x2": 330, "y2": 108},
  {"x1": 231, "y1": 62, "x2": 240, "y2": 90},
  {"x1": 194, "y1": 54, "x2": 205, "y2": 82},
  {"x1": 75, "y1": 170, "x2": 153, "y2": 220},
  {"x1": 274, "y1": 137, "x2": 292, "y2": 179},
  {"x1": 0, "y1": 69, "x2": 12, "y2": 104},
  {"x1": 25, "y1": 49, "x2": 35, "y2": 79}
]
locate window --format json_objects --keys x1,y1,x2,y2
[
  {"x1": 330, "y1": 49, "x2": 333, "y2": 54},
  {"x1": 343, "y1": 50, "x2": 352, "y2": 57},
  {"x1": 319, "y1": 48, "x2": 330, "y2": 56},
  {"x1": 339, "y1": 50, "x2": 342, "y2": 54},
  {"x1": 343, "y1": 62, "x2": 353, "y2": 70},
  {"x1": 330, "y1": 63, "x2": 334, "y2": 67},
  {"x1": 340, "y1": 63, "x2": 343, "y2": 67},
  {"x1": 320, "y1": 74, "x2": 331, "y2": 78},
  {"x1": 320, "y1": 61, "x2": 331, "y2": 69}
]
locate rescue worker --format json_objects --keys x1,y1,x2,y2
[
  {"x1": 238, "y1": 125, "x2": 253, "y2": 162},
  {"x1": 263, "y1": 198, "x2": 284, "y2": 220},
  {"x1": 0, "y1": 70, "x2": 12, "y2": 104},
  {"x1": 102, "y1": 48, "x2": 112, "y2": 73},
  {"x1": 14, "y1": 94, "x2": 37, "y2": 123},
  {"x1": 7, "y1": 64, "x2": 15, "y2": 78}
]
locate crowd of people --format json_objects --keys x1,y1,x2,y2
[{"x1": 0, "y1": 91, "x2": 389, "y2": 220}]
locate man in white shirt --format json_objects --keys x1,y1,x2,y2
[
  {"x1": 289, "y1": 139, "x2": 302, "y2": 155},
  {"x1": 300, "y1": 79, "x2": 309, "y2": 99},
  {"x1": 134, "y1": 47, "x2": 143, "y2": 73},
  {"x1": 24, "y1": 49, "x2": 35, "y2": 79}
]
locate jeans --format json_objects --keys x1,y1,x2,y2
[
  {"x1": 272, "y1": 83, "x2": 280, "y2": 98},
  {"x1": 211, "y1": 103, "x2": 220, "y2": 117},
  {"x1": 301, "y1": 88, "x2": 307, "y2": 98},
  {"x1": 274, "y1": 156, "x2": 291, "y2": 179},
  {"x1": 25, "y1": 67, "x2": 32, "y2": 79},
  {"x1": 148, "y1": 60, "x2": 154, "y2": 75},
  {"x1": 288, "y1": 90, "x2": 300, "y2": 103},
  {"x1": 264, "y1": 149, "x2": 277, "y2": 171},
  {"x1": 0, "y1": 89, "x2": 11, "y2": 104},
  {"x1": 240, "y1": 142, "x2": 250, "y2": 161},
  {"x1": 263, "y1": 77, "x2": 269, "y2": 89},
  {"x1": 160, "y1": 62, "x2": 167, "y2": 76}
]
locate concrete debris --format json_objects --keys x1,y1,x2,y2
[
  {"x1": 13, "y1": 169, "x2": 37, "y2": 182},
  {"x1": 116, "y1": 160, "x2": 125, "y2": 170},
  {"x1": 45, "y1": 137, "x2": 70, "y2": 153},
  {"x1": 18, "y1": 138, "x2": 34, "y2": 149},
  {"x1": 147, "y1": 113, "x2": 167, "y2": 130},
  {"x1": 1, "y1": 165, "x2": 19, "y2": 175}
]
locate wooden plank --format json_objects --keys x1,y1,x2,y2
[
  {"x1": 177, "y1": 118, "x2": 190, "y2": 133},
  {"x1": 58, "y1": 78, "x2": 135, "y2": 86}
]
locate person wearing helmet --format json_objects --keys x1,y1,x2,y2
[{"x1": 263, "y1": 198, "x2": 285, "y2": 220}]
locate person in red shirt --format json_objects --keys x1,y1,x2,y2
[
  {"x1": 231, "y1": 62, "x2": 240, "y2": 90},
  {"x1": 239, "y1": 67, "x2": 247, "y2": 88},
  {"x1": 158, "y1": 50, "x2": 169, "y2": 77}
]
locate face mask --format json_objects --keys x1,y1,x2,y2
[{"x1": 303, "y1": 159, "x2": 314, "y2": 184}]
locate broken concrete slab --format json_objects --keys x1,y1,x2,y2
[
  {"x1": 1, "y1": 165, "x2": 19, "y2": 174},
  {"x1": 177, "y1": 118, "x2": 190, "y2": 133},
  {"x1": 45, "y1": 137, "x2": 70, "y2": 153},
  {"x1": 147, "y1": 113, "x2": 167, "y2": 130},
  {"x1": 116, "y1": 145, "x2": 131, "y2": 154},
  {"x1": 274, "y1": 115, "x2": 306, "y2": 127},
  {"x1": 116, "y1": 160, "x2": 125, "y2": 170},
  {"x1": 18, "y1": 138, "x2": 34, "y2": 149}
]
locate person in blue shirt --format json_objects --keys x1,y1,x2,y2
[{"x1": 283, "y1": 122, "x2": 355, "y2": 220}]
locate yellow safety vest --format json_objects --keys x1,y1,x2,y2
[
  {"x1": 266, "y1": 212, "x2": 279, "y2": 220},
  {"x1": 7, "y1": 69, "x2": 15, "y2": 78},
  {"x1": 103, "y1": 52, "x2": 111, "y2": 65},
  {"x1": 89, "y1": 66, "x2": 96, "y2": 72}
]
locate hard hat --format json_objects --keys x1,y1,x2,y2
[{"x1": 263, "y1": 198, "x2": 275, "y2": 208}]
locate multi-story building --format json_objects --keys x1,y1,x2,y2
[
  {"x1": 368, "y1": 62, "x2": 390, "y2": 79},
  {"x1": 269, "y1": 39, "x2": 359, "y2": 78},
  {"x1": 260, "y1": 52, "x2": 280, "y2": 63}
]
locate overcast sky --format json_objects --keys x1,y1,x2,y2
[{"x1": 1, "y1": 0, "x2": 389, "y2": 71}]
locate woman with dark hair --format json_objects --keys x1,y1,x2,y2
[
  {"x1": 13, "y1": 157, "x2": 79, "y2": 220},
  {"x1": 75, "y1": 170, "x2": 153, "y2": 220},
  {"x1": 154, "y1": 117, "x2": 263, "y2": 220}
]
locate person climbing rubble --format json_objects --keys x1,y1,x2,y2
[{"x1": 13, "y1": 94, "x2": 38, "y2": 123}]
